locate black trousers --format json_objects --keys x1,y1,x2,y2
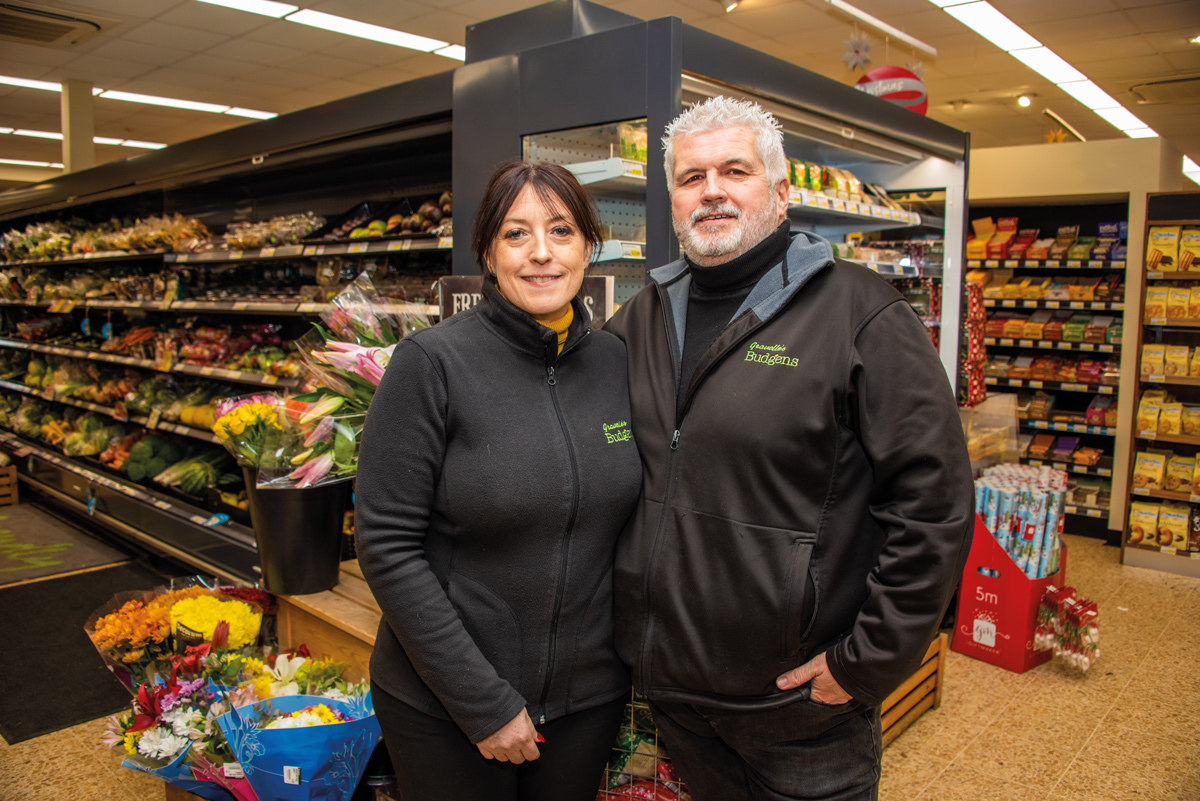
[
  {"x1": 372, "y1": 682, "x2": 625, "y2": 801},
  {"x1": 649, "y1": 697, "x2": 881, "y2": 801}
]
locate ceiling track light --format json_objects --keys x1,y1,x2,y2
[
  {"x1": 721, "y1": 0, "x2": 739, "y2": 11},
  {"x1": 825, "y1": 0, "x2": 937, "y2": 56}
]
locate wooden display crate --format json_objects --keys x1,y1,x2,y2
[
  {"x1": 881, "y1": 632, "x2": 947, "y2": 747},
  {"x1": 0, "y1": 465, "x2": 18, "y2": 507}
]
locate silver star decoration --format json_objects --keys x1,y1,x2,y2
[
  {"x1": 906, "y1": 60, "x2": 927, "y2": 78},
  {"x1": 843, "y1": 34, "x2": 872, "y2": 72}
]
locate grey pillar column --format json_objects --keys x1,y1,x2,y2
[{"x1": 61, "y1": 79, "x2": 95, "y2": 173}]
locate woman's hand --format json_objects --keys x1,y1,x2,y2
[{"x1": 475, "y1": 709, "x2": 541, "y2": 763}]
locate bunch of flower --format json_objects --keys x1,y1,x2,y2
[
  {"x1": 262, "y1": 703, "x2": 351, "y2": 729},
  {"x1": 211, "y1": 394, "x2": 283, "y2": 467},
  {"x1": 87, "y1": 586, "x2": 214, "y2": 688},
  {"x1": 255, "y1": 393, "x2": 364, "y2": 488},
  {"x1": 170, "y1": 595, "x2": 262, "y2": 651}
]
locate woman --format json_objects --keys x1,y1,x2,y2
[{"x1": 355, "y1": 160, "x2": 642, "y2": 801}]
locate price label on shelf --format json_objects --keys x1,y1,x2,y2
[
  {"x1": 1191, "y1": 494, "x2": 1200, "y2": 504},
  {"x1": 348, "y1": 243, "x2": 369, "y2": 254},
  {"x1": 1162, "y1": 546, "x2": 1177, "y2": 555},
  {"x1": 1100, "y1": 344, "x2": 1113, "y2": 352},
  {"x1": 1056, "y1": 342, "x2": 1072, "y2": 350},
  {"x1": 1044, "y1": 260, "x2": 1060, "y2": 268},
  {"x1": 1151, "y1": 317, "x2": 1167, "y2": 325},
  {"x1": 1028, "y1": 380, "x2": 1043, "y2": 388},
  {"x1": 1022, "y1": 301, "x2": 1038, "y2": 309},
  {"x1": 1006, "y1": 260, "x2": 1021, "y2": 268},
  {"x1": 261, "y1": 375, "x2": 278, "y2": 385},
  {"x1": 199, "y1": 367, "x2": 215, "y2": 376},
  {"x1": 1000, "y1": 338, "x2": 1014, "y2": 346},
  {"x1": 13, "y1": 447, "x2": 30, "y2": 458},
  {"x1": 1100, "y1": 386, "x2": 1114, "y2": 394},
  {"x1": 1140, "y1": 430, "x2": 1156, "y2": 439},
  {"x1": 230, "y1": 250, "x2": 243, "y2": 259},
  {"x1": 967, "y1": 260, "x2": 981, "y2": 268},
  {"x1": 1149, "y1": 271, "x2": 1163, "y2": 279},
  {"x1": 831, "y1": 199, "x2": 846, "y2": 212},
  {"x1": 1002, "y1": 300, "x2": 1016, "y2": 307},
  {"x1": 1072, "y1": 424, "x2": 1089, "y2": 433},
  {"x1": 1134, "y1": 487, "x2": 1150, "y2": 496},
  {"x1": 984, "y1": 260, "x2": 999, "y2": 268},
  {"x1": 1099, "y1": 468, "x2": 1112, "y2": 476},
  {"x1": 1009, "y1": 379, "x2": 1024, "y2": 387},
  {"x1": 984, "y1": 377, "x2": 997, "y2": 385},
  {"x1": 1069, "y1": 302, "x2": 1084, "y2": 309},
  {"x1": 387, "y1": 240, "x2": 412, "y2": 251},
  {"x1": 147, "y1": 408, "x2": 161, "y2": 429},
  {"x1": 232, "y1": 302, "x2": 249, "y2": 310},
  {"x1": 1112, "y1": 261, "x2": 1125, "y2": 270},
  {"x1": 817, "y1": 196, "x2": 832, "y2": 210},
  {"x1": 260, "y1": 247, "x2": 275, "y2": 258},
  {"x1": 1148, "y1": 375, "x2": 1165, "y2": 383},
  {"x1": 1087, "y1": 509, "x2": 1103, "y2": 518},
  {"x1": 1079, "y1": 343, "x2": 1095, "y2": 351},
  {"x1": 624, "y1": 244, "x2": 643, "y2": 259},
  {"x1": 175, "y1": 254, "x2": 189, "y2": 262},
  {"x1": 1046, "y1": 301, "x2": 1060, "y2": 308},
  {"x1": 438, "y1": 237, "x2": 453, "y2": 248},
  {"x1": 1066, "y1": 260, "x2": 1082, "y2": 268},
  {"x1": 1089, "y1": 260, "x2": 1103, "y2": 268},
  {"x1": 1019, "y1": 339, "x2": 1033, "y2": 347},
  {"x1": 303, "y1": 246, "x2": 317, "y2": 256},
  {"x1": 297, "y1": 303, "x2": 323, "y2": 313}
]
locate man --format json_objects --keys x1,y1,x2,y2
[{"x1": 604, "y1": 96, "x2": 974, "y2": 800}]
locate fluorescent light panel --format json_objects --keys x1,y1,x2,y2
[
  {"x1": 93, "y1": 136, "x2": 125, "y2": 145},
  {"x1": 14, "y1": 129, "x2": 63, "y2": 140},
  {"x1": 225, "y1": 107, "x2": 277, "y2": 119},
  {"x1": 196, "y1": 0, "x2": 297, "y2": 17},
  {"x1": 944, "y1": 2, "x2": 1040, "y2": 51},
  {"x1": 1093, "y1": 105, "x2": 1148, "y2": 131},
  {"x1": 826, "y1": 0, "x2": 938, "y2": 57},
  {"x1": 434, "y1": 44, "x2": 466, "y2": 61},
  {"x1": 99, "y1": 90, "x2": 230, "y2": 113},
  {"x1": 285, "y1": 9, "x2": 446, "y2": 52},
  {"x1": 0, "y1": 127, "x2": 12, "y2": 134},
  {"x1": 0, "y1": 75, "x2": 61, "y2": 91},
  {"x1": 1056, "y1": 80, "x2": 1119, "y2": 110},
  {"x1": 121, "y1": 140, "x2": 167, "y2": 149},
  {"x1": 0, "y1": 157, "x2": 61, "y2": 167},
  {"x1": 1124, "y1": 128, "x2": 1158, "y2": 139},
  {"x1": 1007, "y1": 47, "x2": 1085, "y2": 84}
]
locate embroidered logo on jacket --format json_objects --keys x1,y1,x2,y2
[
  {"x1": 744, "y1": 341, "x2": 799, "y2": 367},
  {"x1": 602, "y1": 420, "x2": 632, "y2": 444}
]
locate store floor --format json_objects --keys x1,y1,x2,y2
[{"x1": 1, "y1": 533, "x2": 1197, "y2": 801}]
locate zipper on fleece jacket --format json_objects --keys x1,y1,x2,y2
[{"x1": 536, "y1": 334, "x2": 585, "y2": 724}]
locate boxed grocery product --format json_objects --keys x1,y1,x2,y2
[
  {"x1": 1168, "y1": 287, "x2": 1191, "y2": 319},
  {"x1": 1191, "y1": 350, "x2": 1200, "y2": 377},
  {"x1": 1077, "y1": 359, "x2": 1104, "y2": 385},
  {"x1": 1190, "y1": 287, "x2": 1200, "y2": 319},
  {"x1": 1073, "y1": 447, "x2": 1103, "y2": 466},
  {"x1": 1181, "y1": 228, "x2": 1200, "y2": 271},
  {"x1": 1004, "y1": 315, "x2": 1027, "y2": 338},
  {"x1": 1144, "y1": 286, "x2": 1169, "y2": 319},
  {"x1": 1142, "y1": 344, "x2": 1165, "y2": 375},
  {"x1": 1160, "y1": 402, "x2": 1184, "y2": 434},
  {"x1": 1063, "y1": 314, "x2": 1090, "y2": 342},
  {"x1": 966, "y1": 269, "x2": 992, "y2": 287},
  {"x1": 968, "y1": 217, "x2": 996, "y2": 259},
  {"x1": 1030, "y1": 356, "x2": 1058, "y2": 381},
  {"x1": 1086, "y1": 395, "x2": 1113, "y2": 426},
  {"x1": 1049, "y1": 226, "x2": 1080, "y2": 259},
  {"x1": 1008, "y1": 229, "x2": 1040, "y2": 259},
  {"x1": 1067, "y1": 237, "x2": 1096, "y2": 260},
  {"x1": 1043, "y1": 311, "x2": 1071, "y2": 340},
  {"x1": 1091, "y1": 238, "x2": 1119, "y2": 259},
  {"x1": 1046, "y1": 279, "x2": 1072, "y2": 301},
  {"x1": 1055, "y1": 358, "x2": 1077, "y2": 383},
  {"x1": 1002, "y1": 277, "x2": 1026, "y2": 299},
  {"x1": 1147, "y1": 225, "x2": 1181, "y2": 270},
  {"x1": 984, "y1": 354, "x2": 1011, "y2": 377},
  {"x1": 1158, "y1": 503, "x2": 1190, "y2": 549},
  {"x1": 1165, "y1": 455, "x2": 1196, "y2": 492},
  {"x1": 1052, "y1": 436, "x2": 1078, "y2": 461},
  {"x1": 1008, "y1": 354, "x2": 1034, "y2": 379},
  {"x1": 1029, "y1": 433, "x2": 1056, "y2": 458},
  {"x1": 1094, "y1": 272, "x2": 1124, "y2": 301},
  {"x1": 1084, "y1": 315, "x2": 1113, "y2": 343},
  {"x1": 1183, "y1": 405, "x2": 1200, "y2": 434},
  {"x1": 1128, "y1": 501, "x2": 1160, "y2": 546},
  {"x1": 1022, "y1": 277, "x2": 1052, "y2": 299},
  {"x1": 1066, "y1": 276, "x2": 1097, "y2": 301},
  {"x1": 1166, "y1": 346, "x2": 1191, "y2": 377},
  {"x1": 981, "y1": 269, "x2": 1014, "y2": 298},
  {"x1": 986, "y1": 314, "x2": 1012, "y2": 337},
  {"x1": 1133, "y1": 451, "x2": 1167, "y2": 489},
  {"x1": 1024, "y1": 310, "x2": 1052, "y2": 339},
  {"x1": 1106, "y1": 323, "x2": 1122, "y2": 345},
  {"x1": 987, "y1": 218, "x2": 1019, "y2": 259},
  {"x1": 1026, "y1": 238, "x2": 1055, "y2": 260}
]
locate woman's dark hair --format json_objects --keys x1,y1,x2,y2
[{"x1": 471, "y1": 160, "x2": 605, "y2": 276}]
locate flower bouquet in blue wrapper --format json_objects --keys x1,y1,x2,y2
[{"x1": 216, "y1": 692, "x2": 381, "y2": 801}]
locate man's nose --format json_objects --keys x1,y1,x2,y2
[{"x1": 701, "y1": 171, "x2": 725, "y2": 201}]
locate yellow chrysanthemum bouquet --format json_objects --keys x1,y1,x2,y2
[{"x1": 210, "y1": 393, "x2": 283, "y2": 467}]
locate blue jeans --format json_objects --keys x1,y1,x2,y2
[{"x1": 648, "y1": 697, "x2": 881, "y2": 801}]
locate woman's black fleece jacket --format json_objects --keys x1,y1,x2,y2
[{"x1": 355, "y1": 279, "x2": 642, "y2": 743}]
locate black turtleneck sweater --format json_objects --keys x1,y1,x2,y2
[{"x1": 678, "y1": 222, "x2": 791, "y2": 409}]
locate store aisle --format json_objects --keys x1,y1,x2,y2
[
  {"x1": 881, "y1": 534, "x2": 1200, "y2": 801},
  {"x1": 0, "y1": 534, "x2": 1196, "y2": 801}
]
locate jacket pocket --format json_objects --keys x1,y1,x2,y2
[
  {"x1": 648, "y1": 507, "x2": 817, "y2": 697},
  {"x1": 446, "y1": 572, "x2": 524, "y2": 691}
]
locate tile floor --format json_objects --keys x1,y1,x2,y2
[{"x1": 1, "y1": 533, "x2": 1197, "y2": 801}]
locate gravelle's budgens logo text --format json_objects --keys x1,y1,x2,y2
[
  {"x1": 745, "y1": 341, "x2": 799, "y2": 367},
  {"x1": 602, "y1": 420, "x2": 632, "y2": 444}
]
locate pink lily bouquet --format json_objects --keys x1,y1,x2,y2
[{"x1": 251, "y1": 272, "x2": 425, "y2": 489}]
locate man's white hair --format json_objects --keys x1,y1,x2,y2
[{"x1": 661, "y1": 96, "x2": 787, "y2": 195}]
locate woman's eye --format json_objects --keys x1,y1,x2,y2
[
  {"x1": 552, "y1": 226, "x2": 573, "y2": 237},
  {"x1": 503, "y1": 229, "x2": 525, "y2": 240}
]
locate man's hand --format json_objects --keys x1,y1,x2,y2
[
  {"x1": 476, "y1": 709, "x2": 541, "y2": 763},
  {"x1": 776, "y1": 651, "x2": 853, "y2": 705}
]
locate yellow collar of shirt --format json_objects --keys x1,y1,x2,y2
[{"x1": 540, "y1": 305, "x2": 573, "y2": 354}]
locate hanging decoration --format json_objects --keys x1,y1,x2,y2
[
  {"x1": 906, "y1": 60, "x2": 927, "y2": 79},
  {"x1": 1044, "y1": 128, "x2": 1068, "y2": 144},
  {"x1": 854, "y1": 65, "x2": 928, "y2": 115},
  {"x1": 843, "y1": 33, "x2": 873, "y2": 72}
]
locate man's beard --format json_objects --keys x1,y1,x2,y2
[{"x1": 674, "y1": 198, "x2": 780, "y2": 266}]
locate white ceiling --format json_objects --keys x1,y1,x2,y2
[{"x1": 1, "y1": 0, "x2": 1198, "y2": 193}]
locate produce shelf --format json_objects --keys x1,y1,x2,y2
[
  {"x1": 983, "y1": 299, "x2": 1124, "y2": 312},
  {"x1": 0, "y1": 298, "x2": 440, "y2": 317},
  {"x1": 164, "y1": 236, "x2": 452, "y2": 263},
  {"x1": 0, "y1": 251, "x2": 166, "y2": 268},
  {"x1": 0, "y1": 378, "x2": 219, "y2": 444},
  {"x1": 0, "y1": 430, "x2": 257, "y2": 582},
  {"x1": 967, "y1": 258, "x2": 1126, "y2": 271},
  {"x1": 0, "y1": 338, "x2": 298, "y2": 389},
  {"x1": 983, "y1": 337, "x2": 1117, "y2": 354}
]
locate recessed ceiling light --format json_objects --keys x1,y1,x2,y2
[
  {"x1": 0, "y1": 157, "x2": 61, "y2": 167},
  {"x1": 225, "y1": 107, "x2": 277, "y2": 119},
  {"x1": 284, "y1": 9, "x2": 447, "y2": 52},
  {"x1": 14, "y1": 129, "x2": 63, "y2": 140},
  {"x1": 1191, "y1": 34, "x2": 1200, "y2": 45},
  {"x1": 99, "y1": 90, "x2": 230, "y2": 114},
  {"x1": 1018, "y1": 95, "x2": 1031, "y2": 107},
  {"x1": 196, "y1": 0, "x2": 297, "y2": 17},
  {"x1": 944, "y1": 2, "x2": 1040, "y2": 52}
]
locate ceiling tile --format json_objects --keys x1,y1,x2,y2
[
  {"x1": 0, "y1": 41, "x2": 79, "y2": 70},
  {"x1": 307, "y1": 78, "x2": 379, "y2": 98},
  {"x1": 121, "y1": 20, "x2": 231, "y2": 53},
  {"x1": 54, "y1": 0, "x2": 182, "y2": 20},
  {"x1": 1055, "y1": 34, "x2": 1158, "y2": 62},
  {"x1": 607, "y1": 0, "x2": 713, "y2": 23},
  {"x1": 1164, "y1": 49, "x2": 1200, "y2": 71},
  {"x1": 58, "y1": 53, "x2": 158, "y2": 81},
  {"x1": 401, "y1": 9, "x2": 475, "y2": 43},
  {"x1": 204, "y1": 38, "x2": 308, "y2": 67},
  {"x1": 319, "y1": 39, "x2": 430, "y2": 68},
  {"x1": 720, "y1": 4, "x2": 844, "y2": 40},
  {"x1": 270, "y1": 89, "x2": 341, "y2": 112},
  {"x1": 170, "y1": 53, "x2": 260, "y2": 80},
  {"x1": 1026, "y1": 11, "x2": 1137, "y2": 43},
  {"x1": 1074, "y1": 53, "x2": 1175, "y2": 79},
  {"x1": 205, "y1": 78, "x2": 291, "y2": 102},
  {"x1": 1123, "y1": 1, "x2": 1200, "y2": 33},
  {"x1": 452, "y1": 0, "x2": 553, "y2": 18},
  {"x1": 274, "y1": 53, "x2": 372, "y2": 79},
  {"x1": 87, "y1": 38, "x2": 184, "y2": 68},
  {"x1": 242, "y1": 67, "x2": 321, "y2": 90},
  {"x1": 989, "y1": 0, "x2": 1119, "y2": 24},
  {"x1": 128, "y1": 67, "x2": 226, "y2": 92},
  {"x1": 242, "y1": 19, "x2": 348, "y2": 51}
]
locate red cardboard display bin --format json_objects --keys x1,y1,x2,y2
[{"x1": 951, "y1": 514, "x2": 1066, "y2": 673}]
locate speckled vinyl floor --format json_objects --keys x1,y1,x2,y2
[{"x1": 1, "y1": 533, "x2": 1197, "y2": 801}]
